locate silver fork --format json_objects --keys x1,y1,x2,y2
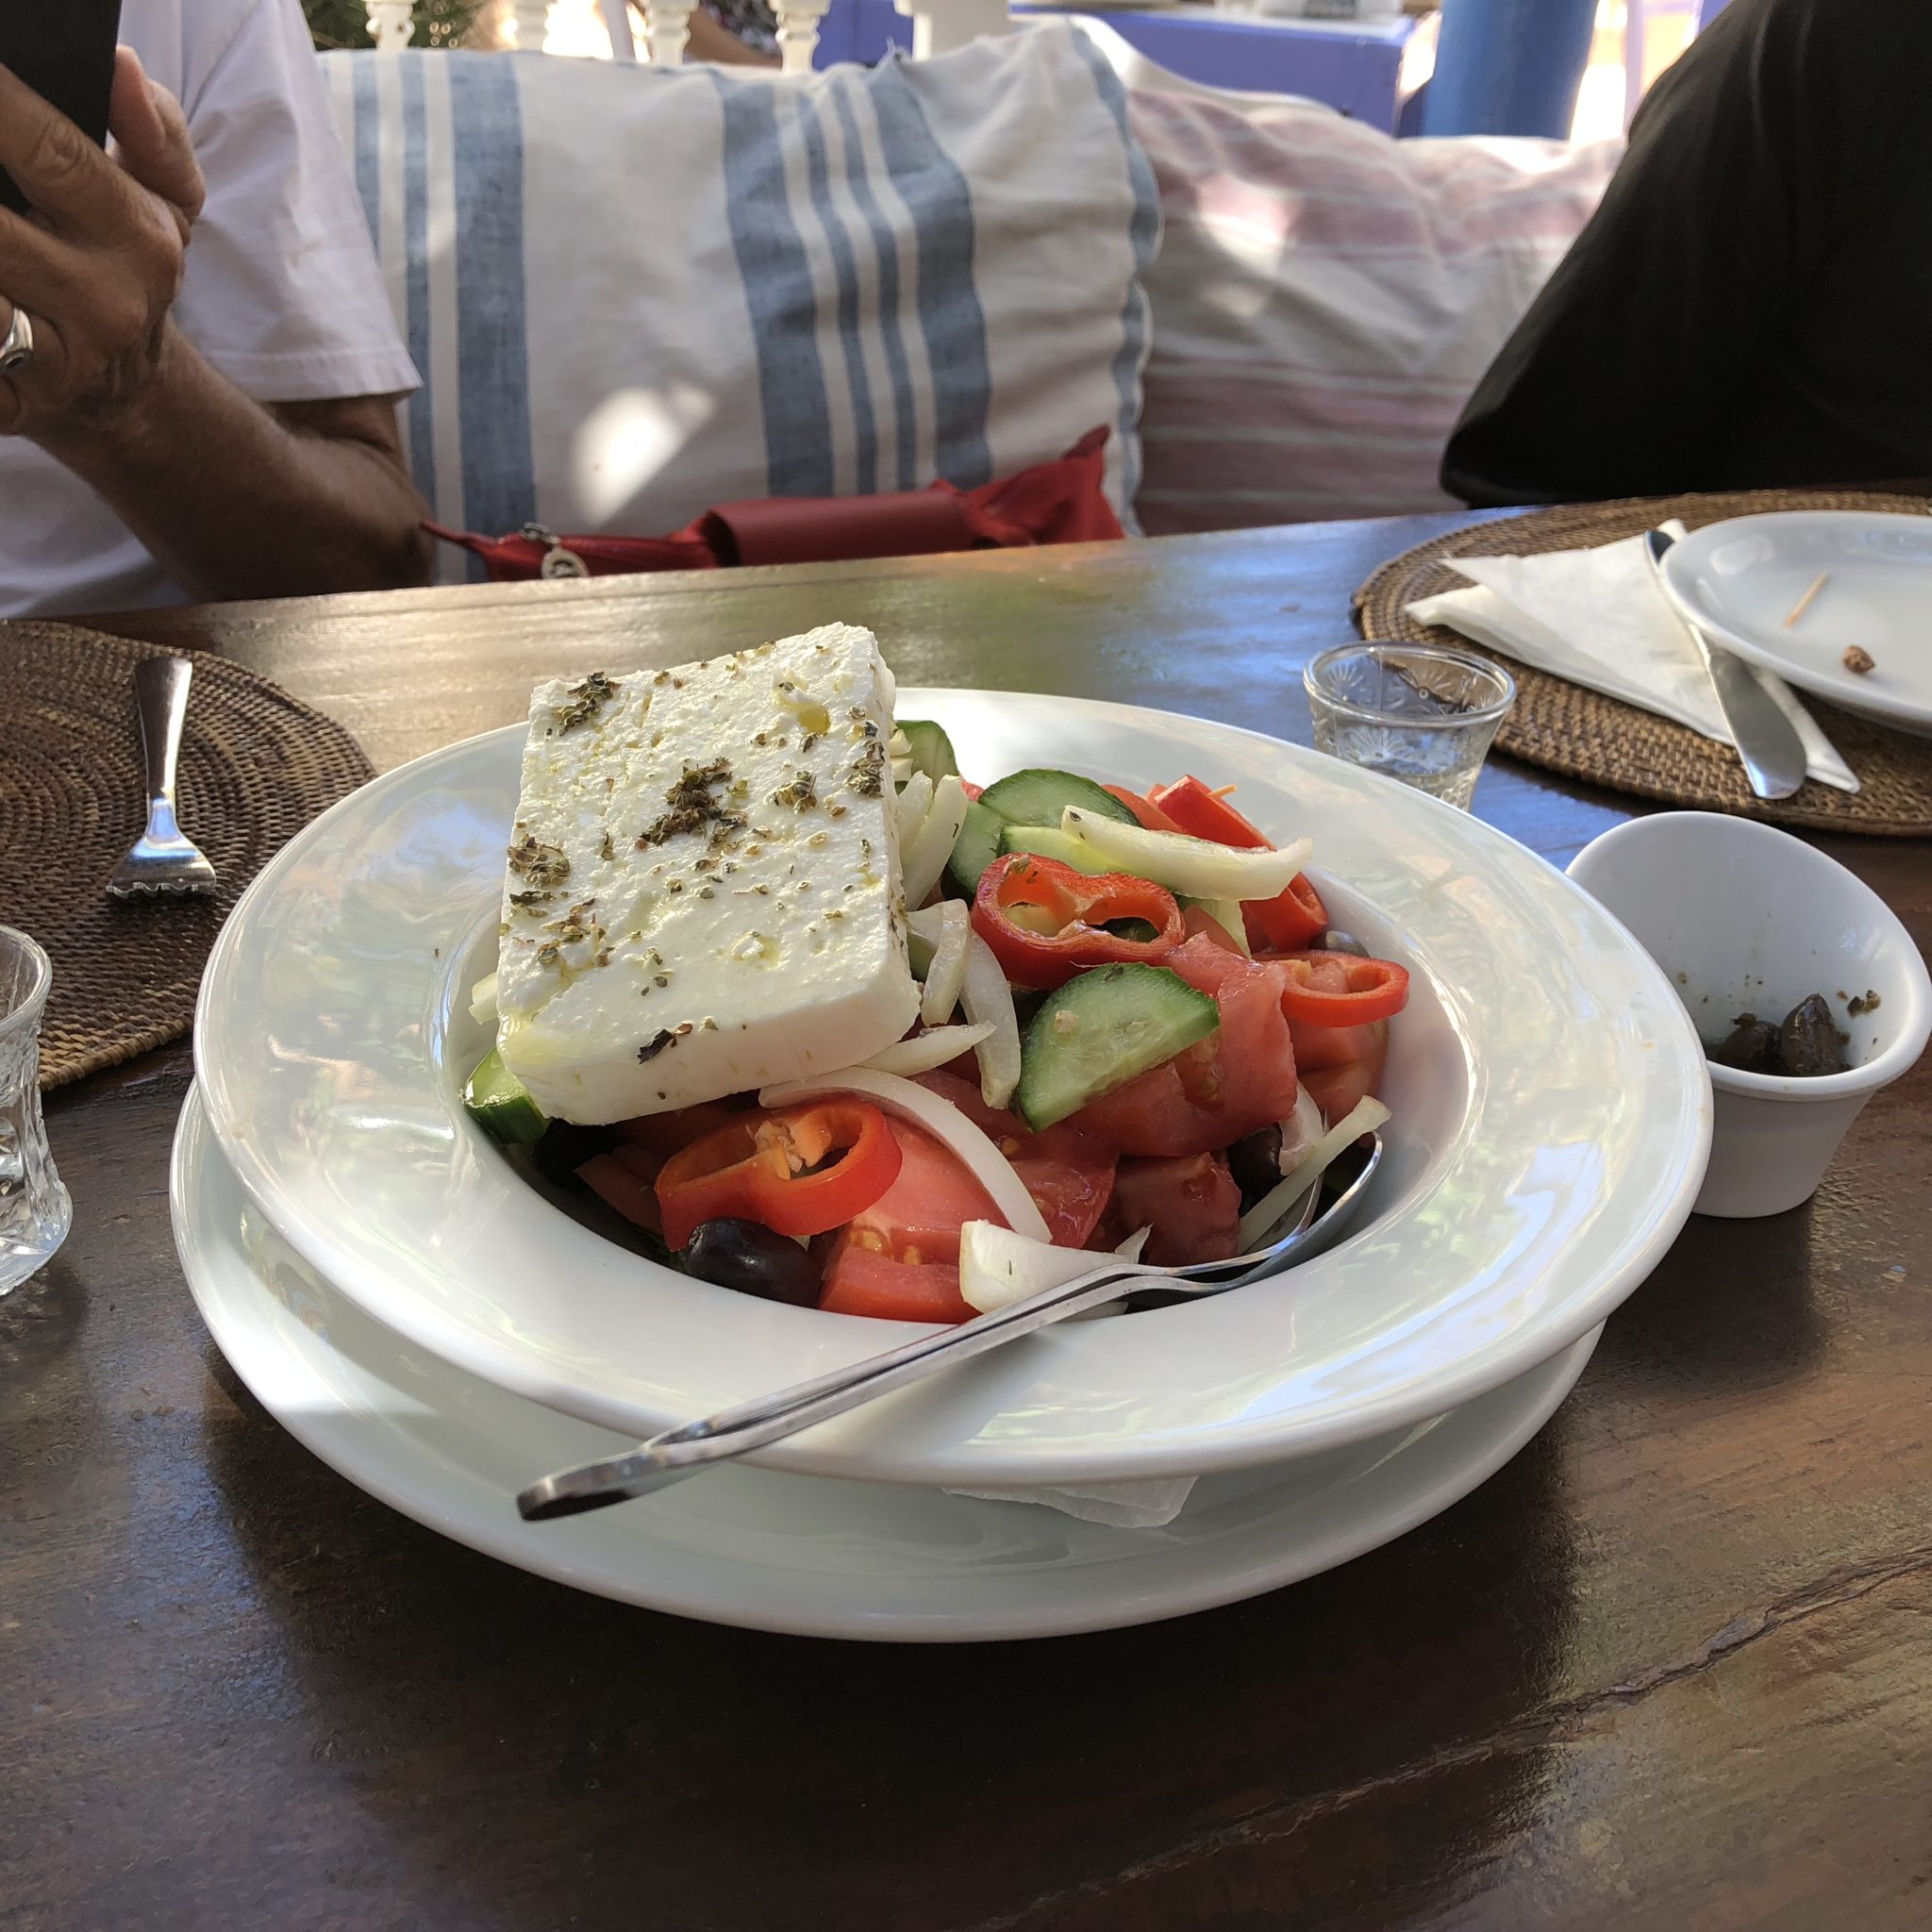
[
  {"x1": 108, "y1": 656, "x2": 217, "y2": 899},
  {"x1": 518, "y1": 1135, "x2": 1383, "y2": 1521}
]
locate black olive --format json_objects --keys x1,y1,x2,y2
[
  {"x1": 1321, "y1": 929, "x2": 1371, "y2": 958},
  {"x1": 1776, "y1": 993, "x2": 1847, "y2": 1078},
  {"x1": 1227, "y1": 1124, "x2": 1285, "y2": 1206},
  {"x1": 683, "y1": 1219, "x2": 823, "y2": 1307},
  {"x1": 1709, "y1": 1016, "x2": 1779, "y2": 1074}
]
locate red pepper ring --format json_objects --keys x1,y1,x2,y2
[
  {"x1": 1271, "y1": 949, "x2": 1410, "y2": 1027},
  {"x1": 654, "y1": 1101, "x2": 902, "y2": 1250},
  {"x1": 1147, "y1": 775, "x2": 1328, "y2": 950},
  {"x1": 971, "y1": 853, "x2": 1185, "y2": 991},
  {"x1": 1148, "y1": 774, "x2": 1273, "y2": 848},
  {"x1": 1248, "y1": 873, "x2": 1328, "y2": 952}
]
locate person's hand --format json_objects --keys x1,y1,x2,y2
[{"x1": 0, "y1": 47, "x2": 205, "y2": 442}]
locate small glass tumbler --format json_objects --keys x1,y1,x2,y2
[
  {"x1": 1304, "y1": 642, "x2": 1517, "y2": 811},
  {"x1": 1, "y1": 926, "x2": 72, "y2": 1295}
]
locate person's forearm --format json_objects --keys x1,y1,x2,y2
[{"x1": 39, "y1": 323, "x2": 431, "y2": 604}]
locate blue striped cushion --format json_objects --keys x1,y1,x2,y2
[{"x1": 323, "y1": 30, "x2": 1158, "y2": 582}]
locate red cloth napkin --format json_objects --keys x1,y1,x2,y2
[{"x1": 425, "y1": 428, "x2": 1124, "y2": 581}]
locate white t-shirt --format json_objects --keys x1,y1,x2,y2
[{"x1": 0, "y1": 0, "x2": 420, "y2": 617}]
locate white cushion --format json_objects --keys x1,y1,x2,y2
[
  {"x1": 1073, "y1": 20, "x2": 1622, "y2": 528},
  {"x1": 322, "y1": 29, "x2": 1158, "y2": 578}
]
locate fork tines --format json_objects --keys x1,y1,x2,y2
[{"x1": 107, "y1": 830, "x2": 219, "y2": 899}]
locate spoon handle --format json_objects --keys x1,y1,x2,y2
[{"x1": 516, "y1": 1254, "x2": 1161, "y2": 1520}]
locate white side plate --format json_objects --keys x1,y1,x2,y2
[
  {"x1": 1658, "y1": 511, "x2": 1932, "y2": 735},
  {"x1": 174, "y1": 1085, "x2": 1602, "y2": 1642}
]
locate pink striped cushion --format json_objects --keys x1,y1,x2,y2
[{"x1": 1124, "y1": 84, "x2": 1622, "y2": 530}]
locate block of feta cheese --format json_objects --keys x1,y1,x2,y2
[{"x1": 494, "y1": 624, "x2": 921, "y2": 1124}]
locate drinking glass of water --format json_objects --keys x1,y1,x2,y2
[
  {"x1": 1304, "y1": 642, "x2": 1516, "y2": 811},
  {"x1": 1, "y1": 926, "x2": 71, "y2": 1295}
]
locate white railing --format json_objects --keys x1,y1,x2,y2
[{"x1": 366, "y1": 0, "x2": 1008, "y2": 70}]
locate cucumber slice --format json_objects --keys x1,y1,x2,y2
[
  {"x1": 977, "y1": 768, "x2": 1139, "y2": 831},
  {"x1": 464, "y1": 1046, "x2": 548, "y2": 1146},
  {"x1": 945, "y1": 797, "x2": 1008, "y2": 899},
  {"x1": 1016, "y1": 963, "x2": 1220, "y2": 1131},
  {"x1": 896, "y1": 719, "x2": 958, "y2": 785},
  {"x1": 997, "y1": 823, "x2": 1126, "y2": 874}
]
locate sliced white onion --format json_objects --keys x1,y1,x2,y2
[
  {"x1": 1236, "y1": 1095, "x2": 1390, "y2": 1252},
  {"x1": 758, "y1": 1066, "x2": 1049, "y2": 1242},
  {"x1": 900, "y1": 774, "x2": 971, "y2": 908},
  {"x1": 960, "y1": 1222, "x2": 1149, "y2": 1315},
  {"x1": 959, "y1": 928, "x2": 1022, "y2": 1109},
  {"x1": 893, "y1": 770, "x2": 933, "y2": 855},
  {"x1": 909, "y1": 901, "x2": 970, "y2": 1024},
  {"x1": 1063, "y1": 808, "x2": 1313, "y2": 902},
  {"x1": 1279, "y1": 1087, "x2": 1324, "y2": 1170},
  {"x1": 1061, "y1": 1227, "x2": 1155, "y2": 1320},
  {"x1": 1184, "y1": 897, "x2": 1252, "y2": 958},
  {"x1": 860, "y1": 1024, "x2": 991, "y2": 1076},
  {"x1": 468, "y1": 969, "x2": 499, "y2": 1028}
]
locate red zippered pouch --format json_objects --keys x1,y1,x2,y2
[{"x1": 425, "y1": 429, "x2": 1124, "y2": 581}]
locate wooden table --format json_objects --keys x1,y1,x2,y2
[{"x1": 7, "y1": 518, "x2": 1930, "y2": 1931}]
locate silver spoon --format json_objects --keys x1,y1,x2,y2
[{"x1": 517, "y1": 1134, "x2": 1383, "y2": 1522}]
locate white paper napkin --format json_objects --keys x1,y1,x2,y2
[
  {"x1": 945, "y1": 1476, "x2": 1196, "y2": 1529},
  {"x1": 1407, "y1": 523, "x2": 1858, "y2": 791}
]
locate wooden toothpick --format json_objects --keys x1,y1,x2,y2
[{"x1": 1783, "y1": 573, "x2": 1829, "y2": 628}]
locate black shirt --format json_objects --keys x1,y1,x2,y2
[{"x1": 1441, "y1": 0, "x2": 1932, "y2": 507}]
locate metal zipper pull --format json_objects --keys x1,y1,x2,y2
[{"x1": 520, "y1": 523, "x2": 589, "y2": 579}]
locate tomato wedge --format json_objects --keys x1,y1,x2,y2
[
  {"x1": 654, "y1": 1101, "x2": 900, "y2": 1249},
  {"x1": 820, "y1": 1248, "x2": 974, "y2": 1324},
  {"x1": 577, "y1": 1144, "x2": 665, "y2": 1237},
  {"x1": 910, "y1": 1070, "x2": 1119, "y2": 1247},
  {"x1": 1148, "y1": 775, "x2": 1327, "y2": 951},
  {"x1": 1287, "y1": 1012, "x2": 1383, "y2": 1073},
  {"x1": 971, "y1": 853, "x2": 1184, "y2": 991},
  {"x1": 1104, "y1": 784, "x2": 1186, "y2": 834},
  {"x1": 1112, "y1": 1152, "x2": 1241, "y2": 1266},
  {"x1": 1180, "y1": 902, "x2": 1246, "y2": 954},
  {"x1": 1268, "y1": 950, "x2": 1410, "y2": 1027},
  {"x1": 1302, "y1": 1053, "x2": 1387, "y2": 1124},
  {"x1": 818, "y1": 1119, "x2": 1000, "y2": 1323}
]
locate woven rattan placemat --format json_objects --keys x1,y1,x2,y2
[
  {"x1": 1, "y1": 621, "x2": 375, "y2": 1089},
  {"x1": 1354, "y1": 488, "x2": 1932, "y2": 834}
]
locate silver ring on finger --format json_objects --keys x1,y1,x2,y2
[{"x1": 0, "y1": 304, "x2": 35, "y2": 374}]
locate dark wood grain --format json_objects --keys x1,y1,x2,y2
[{"x1": 5, "y1": 522, "x2": 1930, "y2": 1932}]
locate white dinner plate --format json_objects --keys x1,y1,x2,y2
[
  {"x1": 1657, "y1": 511, "x2": 1932, "y2": 735},
  {"x1": 173, "y1": 1086, "x2": 1602, "y2": 1641},
  {"x1": 192, "y1": 688, "x2": 1707, "y2": 1486}
]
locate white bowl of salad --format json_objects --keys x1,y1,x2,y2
[{"x1": 193, "y1": 630, "x2": 1712, "y2": 1489}]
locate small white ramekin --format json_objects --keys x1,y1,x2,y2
[{"x1": 1568, "y1": 812, "x2": 1931, "y2": 1218}]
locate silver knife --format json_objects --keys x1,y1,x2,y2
[{"x1": 1644, "y1": 527, "x2": 1807, "y2": 801}]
